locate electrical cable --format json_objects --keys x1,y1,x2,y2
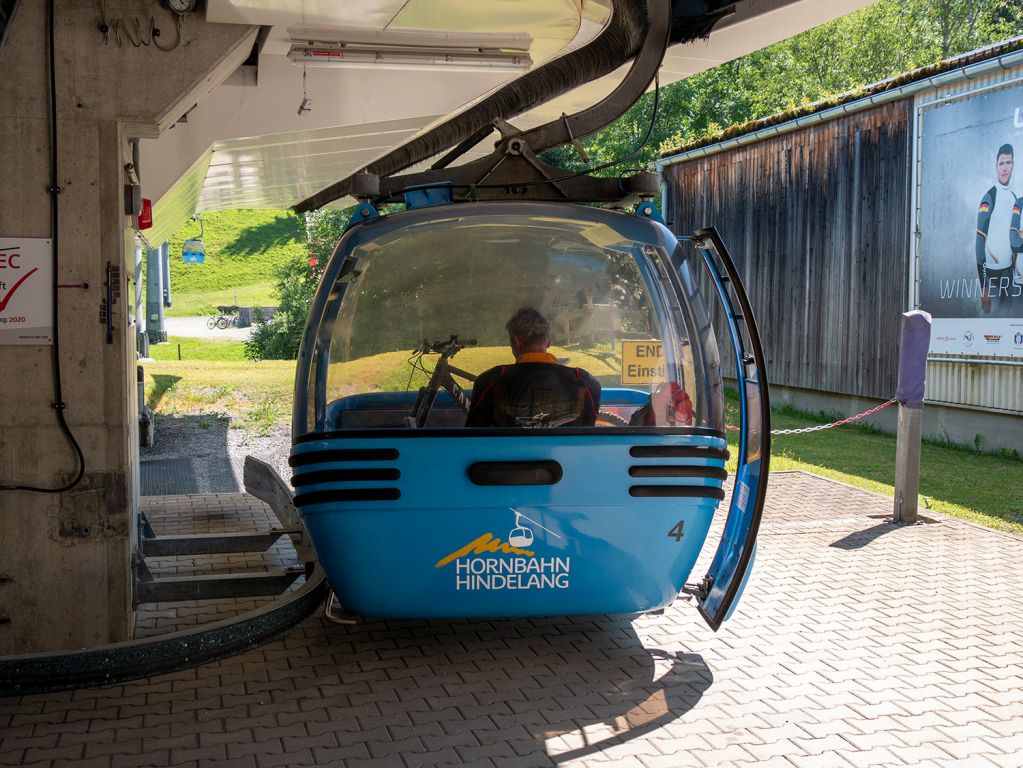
[
  {"x1": 98, "y1": 1, "x2": 182, "y2": 51},
  {"x1": 2, "y1": 0, "x2": 85, "y2": 493}
]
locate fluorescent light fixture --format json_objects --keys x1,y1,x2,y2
[{"x1": 287, "y1": 39, "x2": 532, "y2": 72}]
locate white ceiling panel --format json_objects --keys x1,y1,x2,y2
[
  {"x1": 206, "y1": 0, "x2": 407, "y2": 27},
  {"x1": 195, "y1": 116, "x2": 437, "y2": 211}
]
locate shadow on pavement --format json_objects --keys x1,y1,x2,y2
[
  {"x1": 829, "y1": 520, "x2": 901, "y2": 549},
  {"x1": 307, "y1": 613, "x2": 713, "y2": 766}
]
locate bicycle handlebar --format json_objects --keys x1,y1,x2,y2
[{"x1": 416, "y1": 335, "x2": 478, "y2": 357}]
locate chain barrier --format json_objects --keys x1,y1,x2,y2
[{"x1": 725, "y1": 398, "x2": 898, "y2": 435}]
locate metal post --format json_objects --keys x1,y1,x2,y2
[
  {"x1": 133, "y1": 237, "x2": 148, "y2": 357},
  {"x1": 893, "y1": 310, "x2": 931, "y2": 523},
  {"x1": 145, "y1": 245, "x2": 167, "y2": 344},
  {"x1": 160, "y1": 241, "x2": 172, "y2": 308}
]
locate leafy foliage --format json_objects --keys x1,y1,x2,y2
[
  {"x1": 242, "y1": 208, "x2": 353, "y2": 360},
  {"x1": 542, "y1": 0, "x2": 1022, "y2": 169},
  {"x1": 304, "y1": 208, "x2": 353, "y2": 268},
  {"x1": 243, "y1": 255, "x2": 321, "y2": 360}
]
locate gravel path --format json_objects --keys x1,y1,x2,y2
[
  {"x1": 140, "y1": 415, "x2": 293, "y2": 495},
  {"x1": 164, "y1": 316, "x2": 254, "y2": 341},
  {"x1": 141, "y1": 318, "x2": 288, "y2": 495}
]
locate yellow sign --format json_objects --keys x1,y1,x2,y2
[{"x1": 621, "y1": 340, "x2": 665, "y2": 385}]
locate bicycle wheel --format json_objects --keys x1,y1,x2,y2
[
  {"x1": 231, "y1": 315, "x2": 242, "y2": 328},
  {"x1": 207, "y1": 317, "x2": 218, "y2": 329},
  {"x1": 216, "y1": 316, "x2": 231, "y2": 329},
  {"x1": 596, "y1": 409, "x2": 628, "y2": 427}
]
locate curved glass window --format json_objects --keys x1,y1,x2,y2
[{"x1": 294, "y1": 202, "x2": 724, "y2": 437}]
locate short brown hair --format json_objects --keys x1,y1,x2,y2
[{"x1": 505, "y1": 307, "x2": 550, "y2": 346}]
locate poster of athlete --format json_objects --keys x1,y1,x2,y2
[
  {"x1": 0, "y1": 238, "x2": 53, "y2": 345},
  {"x1": 917, "y1": 81, "x2": 1023, "y2": 359}
]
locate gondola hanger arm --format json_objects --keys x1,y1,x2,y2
[{"x1": 294, "y1": 1, "x2": 737, "y2": 213}]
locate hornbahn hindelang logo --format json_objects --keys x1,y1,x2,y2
[{"x1": 435, "y1": 508, "x2": 570, "y2": 592}]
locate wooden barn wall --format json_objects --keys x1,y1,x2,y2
[{"x1": 663, "y1": 99, "x2": 913, "y2": 400}]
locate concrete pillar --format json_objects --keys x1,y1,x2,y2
[{"x1": 0, "y1": 0, "x2": 256, "y2": 654}]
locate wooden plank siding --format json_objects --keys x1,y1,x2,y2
[{"x1": 663, "y1": 99, "x2": 913, "y2": 400}]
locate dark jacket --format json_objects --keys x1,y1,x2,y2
[{"x1": 466, "y1": 356, "x2": 600, "y2": 427}]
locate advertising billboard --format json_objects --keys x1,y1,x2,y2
[
  {"x1": 917, "y1": 82, "x2": 1023, "y2": 359},
  {"x1": 0, "y1": 238, "x2": 53, "y2": 345}
]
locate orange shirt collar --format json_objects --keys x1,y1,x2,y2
[{"x1": 517, "y1": 351, "x2": 559, "y2": 364}]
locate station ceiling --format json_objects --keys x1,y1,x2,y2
[{"x1": 142, "y1": 0, "x2": 877, "y2": 245}]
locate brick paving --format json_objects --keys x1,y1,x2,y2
[{"x1": 2, "y1": 471, "x2": 1023, "y2": 767}]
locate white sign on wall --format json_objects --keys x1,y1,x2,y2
[{"x1": 0, "y1": 238, "x2": 53, "y2": 345}]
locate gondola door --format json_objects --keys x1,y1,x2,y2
[{"x1": 687, "y1": 228, "x2": 770, "y2": 630}]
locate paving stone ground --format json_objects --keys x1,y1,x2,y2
[{"x1": 2, "y1": 471, "x2": 1022, "y2": 768}]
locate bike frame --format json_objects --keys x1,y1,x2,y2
[{"x1": 409, "y1": 354, "x2": 476, "y2": 428}]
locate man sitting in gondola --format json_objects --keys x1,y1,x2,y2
[{"x1": 466, "y1": 307, "x2": 601, "y2": 428}]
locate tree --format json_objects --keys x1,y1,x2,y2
[
  {"x1": 544, "y1": 0, "x2": 1023, "y2": 165},
  {"x1": 243, "y1": 252, "x2": 322, "y2": 360},
  {"x1": 243, "y1": 208, "x2": 351, "y2": 360},
  {"x1": 304, "y1": 208, "x2": 353, "y2": 268}
]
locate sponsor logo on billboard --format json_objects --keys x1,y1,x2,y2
[
  {"x1": 963, "y1": 331, "x2": 975, "y2": 347},
  {"x1": 984, "y1": 334, "x2": 1002, "y2": 344},
  {"x1": 936, "y1": 335, "x2": 957, "y2": 342},
  {"x1": 1014, "y1": 332, "x2": 1023, "y2": 348}
]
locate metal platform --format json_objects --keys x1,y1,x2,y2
[{"x1": 140, "y1": 457, "x2": 241, "y2": 496}]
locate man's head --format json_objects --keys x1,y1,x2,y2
[
  {"x1": 506, "y1": 307, "x2": 551, "y2": 358},
  {"x1": 997, "y1": 144, "x2": 1015, "y2": 185}
]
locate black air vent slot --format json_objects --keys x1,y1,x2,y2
[
  {"x1": 468, "y1": 461, "x2": 563, "y2": 486},
  {"x1": 629, "y1": 486, "x2": 726, "y2": 500},
  {"x1": 294, "y1": 488, "x2": 401, "y2": 506},
  {"x1": 629, "y1": 466, "x2": 727, "y2": 481},
  {"x1": 290, "y1": 448, "x2": 399, "y2": 467},
  {"x1": 630, "y1": 445, "x2": 729, "y2": 460},
  {"x1": 291, "y1": 468, "x2": 400, "y2": 487}
]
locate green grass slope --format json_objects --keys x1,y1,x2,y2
[{"x1": 164, "y1": 209, "x2": 306, "y2": 315}]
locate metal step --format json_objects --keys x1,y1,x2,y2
[
  {"x1": 140, "y1": 529, "x2": 300, "y2": 557},
  {"x1": 132, "y1": 460, "x2": 315, "y2": 605},
  {"x1": 135, "y1": 566, "x2": 306, "y2": 603}
]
